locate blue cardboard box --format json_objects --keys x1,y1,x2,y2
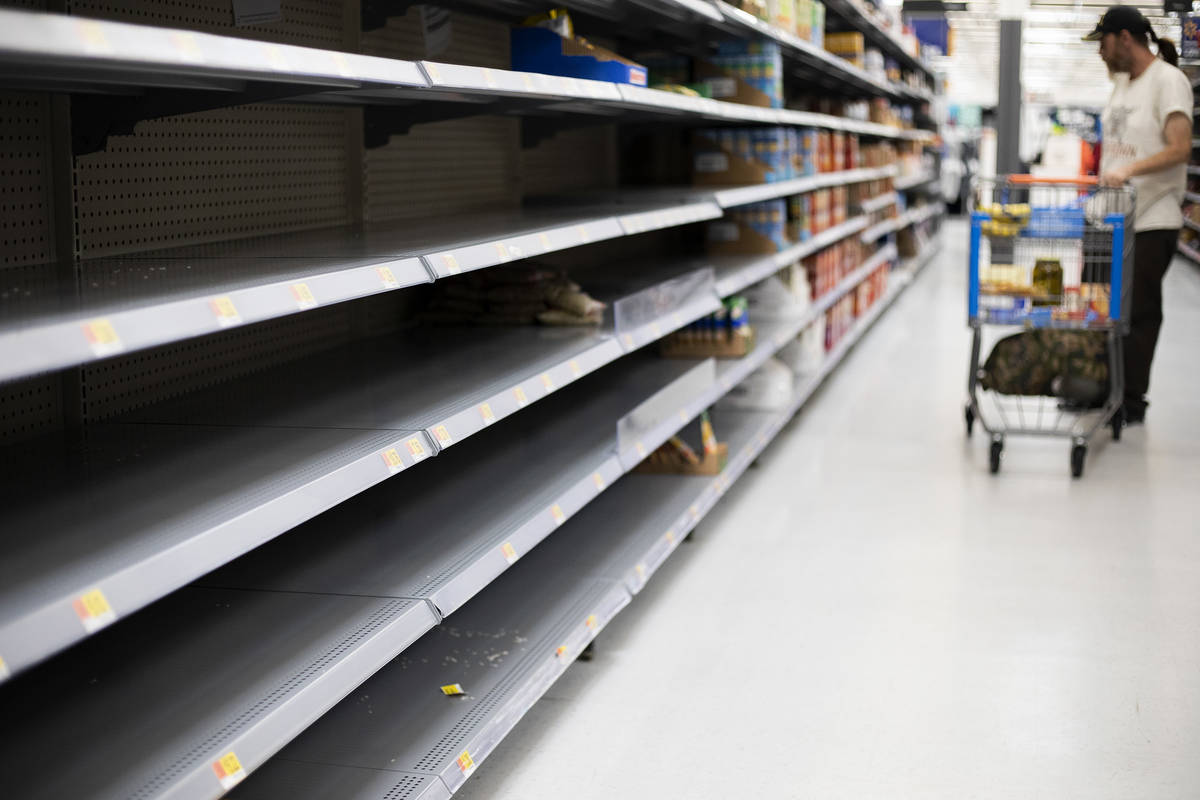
[{"x1": 511, "y1": 26, "x2": 648, "y2": 86}]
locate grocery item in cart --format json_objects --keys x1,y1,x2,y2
[{"x1": 978, "y1": 329, "x2": 1109, "y2": 400}]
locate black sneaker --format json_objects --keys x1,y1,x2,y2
[{"x1": 1123, "y1": 405, "x2": 1145, "y2": 425}]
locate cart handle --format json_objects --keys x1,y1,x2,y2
[{"x1": 1007, "y1": 174, "x2": 1098, "y2": 185}]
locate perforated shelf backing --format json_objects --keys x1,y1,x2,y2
[
  {"x1": 521, "y1": 125, "x2": 619, "y2": 197},
  {"x1": 79, "y1": 303, "x2": 353, "y2": 422},
  {"x1": 64, "y1": 0, "x2": 351, "y2": 48}
]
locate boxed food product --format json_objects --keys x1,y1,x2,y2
[
  {"x1": 708, "y1": 41, "x2": 784, "y2": 108},
  {"x1": 811, "y1": 1, "x2": 825, "y2": 48},
  {"x1": 770, "y1": 0, "x2": 796, "y2": 34},
  {"x1": 511, "y1": 25, "x2": 648, "y2": 86},
  {"x1": 706, "y1": 199, "x2": 790, "y2": 255},
  {"x1": 693, "y1": 127, "x2": 796, "y2": 185},
  {"x1": 795, "y1": 0, "x2": 812, "y2": 39}
]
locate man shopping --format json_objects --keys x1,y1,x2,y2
[{"x1": 1086, "y1": 6, "x2": 1192, "y2": 424}]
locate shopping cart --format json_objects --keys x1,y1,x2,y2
[{"x1": 966, "y1": 176, "x2": 1134, "y2": 477}]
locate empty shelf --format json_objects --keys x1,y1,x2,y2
[{"x1": 711, "y1": 215, "x2": 871, "y2": 297}]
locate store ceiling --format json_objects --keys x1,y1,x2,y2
[{"x1": 933, "y1": 1, "x2": 1180, "y2": 108}]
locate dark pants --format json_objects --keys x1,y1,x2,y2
[{"x1": 1124, "y1": 229, "x2": 1177, "y2": 415}]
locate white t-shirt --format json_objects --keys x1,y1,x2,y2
[{"x1": 1101, "y1": 57, "x2": 1193, "y2": 231}]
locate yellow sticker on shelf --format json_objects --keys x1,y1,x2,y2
[
  {"x1": 689, "y1": 504, "x2": 700, "y2": 520},
  {"x1": 425, "y1": 63, "x2": 442, "y2": 82},
  {"x1": 551, "y1": 503, "x2": 566, "y2": 526},
  {"x1": 457, "y1": 750, "x2": 476, "y2": 777},
  {"x1": 521, "y1": 73, "x2": 535, "y2": 92},
  {"x1": 513, "y1": 386, "x2": 529, "y2": 407},
  {"x1": 0, "y1": 656, "x2": 9, "y2": 682},
  {"x1": 481, "y1": 68, "x2": 498, "y2": 88},
  {"x1": 407, "y1": 437, "x2": 429, "y2": 462},
  {"x1": 650, "y1": 322, "x2": 662, "y2": 338},
  {"x1": 493, "y1": 242, "x2": 511, "y2": 262},
  {"x1": 665, "y1": 529, "x2": 676, "y2": 544},
  {"x1": 377, "y1": 266, "x2": 400, "y2": 289},
  {"x1": 441, "y1": 253, "x2": 461, "y2": 275},
  {"x1": 210, "y1": 296, "x2": 241, "y2": 327},
  {"x1": 635, "y1": 441, "x2": 647, "y2": 459},
  {"x1": 621, "y1": 334, "x2": 635, "y2": 349},
  {"x1": 577, "y1": 225, "x2": 591, "y2": 243},
  {"x1": 381, "y1": 448, "x2": 404, "y2": 474},
  {"x1": 585, "y1": 614, "x2": 598, "y2": 629},
  {"x1": 441, "y1": 683, "x2": 465, "y2": 696},
  {"x1": 556, "y1": 644, "x2": 569, "y2": 659},
  {"x1": 592, "y1": 472, "x2": 606, "y2": 492},
  {"x1": 77, "y1": 20, "x2": 112, "y2": 55},
  {"x1": 72, "y1": 588, "x2": 116, "y2": 634},
  {"x1": 678, "y1": 409, "x2": 688, "y2": 424},
  {"x1": 538, "y1": 232, "x2": 552, "y2": 251},
  {"x1": 501, "y1": 542, "x2": 518, "y2": 564},
  {"x1": 635, "y1": 563, "x2": 647, "y2": 578},
  {"x1": 291, "y1": 282, "x2": 317, "y2": 310},
  {"x1": 169, "y1": 32, "x2": 204, "y2": 64},
  {"x1": 540, "y1": 373, "x2": 555, "y2": 392},
  {"x1": 433, "y1": 425, "x2": 452, "y2": 446},
  {"x1": 329, "y1": 50, "x2": 351, "y2": 77},
  {"x1": 672, "y1": 312, "x2": 684, "y2": 328},
  {"x1": 82, "y1": 318, "x2": 123, "y2": 358},
  {"x1": 568, "y1": 360, "x2": 583, "y2": 378},
  {"x1": 212, "y1": 751, "x2": 246, "y2": 791},
  {"x1": 478, "y1": 403, "x2": 496, "y2": 425},
  {"x1": 263, "y1": 45, "x2": 289, "y2": 71}
]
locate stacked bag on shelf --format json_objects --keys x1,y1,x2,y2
[{"x1": 419, "y1": 265, "x2": 606, "y2": 327}]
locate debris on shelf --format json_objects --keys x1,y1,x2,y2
[{"x1": 420, "y1": 265, "x2": 606, "y2": 326}]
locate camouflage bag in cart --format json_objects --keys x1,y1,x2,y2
[{"x1": 979, "y1": 329, "x2": 1109, "y2": 404}]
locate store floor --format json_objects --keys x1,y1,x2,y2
[{"x1": 456, "y1": 220, "x2": 1200, "y2": 799}]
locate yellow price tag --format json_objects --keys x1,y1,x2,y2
[
  {"x1": 329, "y1": 50, "x2": 351, "y2": 77},
  {"x1": 478, "y1": 403, "x2": 496, "y2": 425},
  {"x1": 263, "y1": 45, "x2": 289, "y2": 71},
  {"x1": 377, "y1": 266, "x2": 400, "y2": 289},
  {"x1": 82, "y1": 318, "x2": 123, "y2": 357},
  {"x1": 290, "y1": 282, "x2": 317, "y2": 310},
  {"x1": 585, "y1": 614, "x2": 598, "y2": 629},
  {"x1": 432, "y1": 425, "x2": 452, "y2": 446},
  {"x1": 0, "y1": 656, "x2": 8, "y2": 682},
  {"x1": 441, "y1": 253, "x2": 460, "y2": 274},
  {"x1": 650, "y1": 322, "x2": 662, "y2": 338},
  {"x1": 213, "y1": 751, "x2": 246, "y2": 790},
  {"x1": 592, "y1": 472, "x2": 606, "y2": 491},
  {"x1": 77, "y1": 20, "x2": 112, "y2": 55},
  {"x1": 501, "y1": 542, "x2": 518, "y2": 564},
  {"x1": 481, "y1": 68, "x2": 498, "y2": 88},
  {"x1": 635, "y1": 441, "x2": 647, "y2": 459},
  {"x1": 457, "y1": 750, "x2": 476, "y2": 777},
  {"x1": 513, "y1": 386, "x2": 529, "y2": 407},
  {"x1": 568, "y1": 360, "x2": 583, "y2": 378},
  {"x1": 556, "y1": 644, "x2": 569, "y2": 659},
  {"x1": 521, "y1": 73, "x2": 535, "y2": 92},
  {"x1": 577, "y1": 225, "x2": 591, "y2": 243},
  {"x1": 72, "y1": 588, "x2": 116, "y2": 633},
  {"x1": 441, "y1": 683, "x2": 466, "y2": 696},
  {"x1": 425, "y1": 63, "x2": 443, "y2": 82},
  {"x1": 493, "y1": 242, "x2": 511, "y2": 262},
  {"x1": 550, "y1": 504, "x2": 565, "y2": 526},
  {"x1": 538, "y1": 232, "x2": 552, "y2": 251},
  {"x1": 665, "y1": 529, "x2": 676, "y2": 544},
  {"x1": 209, "y1": 296, "x2": 241, "y2": 327},
  {"x1": 381, "y1": 448, "x2": 404, "y2": 474},
  {"x1": 635, "y1": 563, "x2": 647, "y2": 578},
  {"x1": 540, "y1": 373, "x2": 555, "y2": 392},
  {"x1": 169, "y1": 32, "x2": 204, "y2": 63},
  {"x1": 622, "y1": 334, "x2": 635, "y2": 349},
  {"x1": 406, "y1": 437, "x2": 429, "y2": 462}
]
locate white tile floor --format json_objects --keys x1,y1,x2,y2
[{"x1": 456, "y1": 221, "x2": 1200, "y2": 800}]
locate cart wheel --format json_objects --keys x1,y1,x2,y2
[
  {"x1": 965, "y1": 406, "x2": 975, "y2": 437},
  {"x1": 1110, "y1": 409, "x2": 1123, "y2": 441},
  {"x1": 989, "y1": 438, "x2": 1003, "y2": 474},
  {"x1": 1071, "y1": 444, "x2": 1087, "y2": 478}
]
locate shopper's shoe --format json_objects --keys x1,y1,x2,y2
[{"x1": 1122, "y1": 404, "x2": 1145, "y2": 425}]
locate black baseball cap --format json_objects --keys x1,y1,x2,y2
[{"x1": 1081, "y1": 5, "x2": 1151, "y2": 41}]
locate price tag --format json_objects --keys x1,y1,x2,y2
[
  {"x1": 550, "y1": 503, "x2": 566, "y2": 526},
  {"x1": 568, "y1": 360, "x2": 582, "y2": 379},
  {"x1": 501, "y1": 542, "x2": 518, "y2": 564},
  {"x1": 513, "y1": 386, "x2": 529, "y2": 407},
  {"x1": 457, "y1": 750, "x2": 476, "y2": 777},
  {"x1": 556, "y1": 644, "x2": 570, "y2": 660},
  {"x1": 432, "y1": 425, "x2": 452, "y2": 447},
  {"x1": 263, "y1": 45, "x2": 290, "y2": 71},
  {"x1": 481, "y1": 68, "x2": 498, "y2": 89},
  {"x1": 538, "y1": 232, "x2": 552, "y2": 251},
  {"x1": 169, "y1": 32, "x2": 205, "y2": 64},
  {"x1": 329, "y1": 51, "x2": 352, "y2": 77},
  {"x1": 377, "y1": 266, "x2": 400, "y2": 289},
  {"x1": 585, "y1": 614, "x2": 598, "y2": 629},
  {"x1": 441, "y1": 683, "x2": 466, "y2": 696},
  {"x1": 291, "y1": 282, "x2": 317, "y2": 310},
  {"x1": 678, "y1": 409, "x2": 688, "y2": 424},
  {"x1": 520, "y1": 73, "x2": 535, "y2": 92},
  {"x1": 592, "y1": 472, "x2": 606, "y2": 491},
  {"x1": 665, "y1": 529, "x2": 676, "y2": 544},
  {"x1": 209, "y1": 296, "x2": 242, "y2": 327},
  {"x1": 635, "y1": 441, "x2": 647, "y2": 459},
  {"x1": 621, "y1": 334, "x2": 635, "y2": 349},
  {"x1": 441, "y1": 253, "x2": 461, "y2": 275},
  {"x1": 72, "y1": 588, "x2": 116, "y2": 634},
  {"x1": 77, "y1": 20, "x2": 113, "y2": 55},
  {"x1": 425, "y1": 62, "x2": 443, "y2": 82},
  {"x1": 672, "y1": 312, "x2": 684, "y2": 328},
  {"x1": 381, "y1": 448, "x2": 404, "y2": 474},
  {"x1": 654, "y1": 212, "x2": 667, "y2": 228},
  {"x1": 212, "y1": 751, "x2": 246, "y2": 791},
  {"x1": 650, "y1": 322, "x2": 662, "y2": 338},
  {"x1": 635, "y1": 563, "x2": 647, "y2": 578},
  {"x1": 493, "y1": 242, "x2": 511, "y2": 262},
  {"x1": 577, "y1": 226, "x2": 591, "y2": 244},
  {"x1": 478, "y1": 403, "x2": 496, "y2": 425},
  {"x1": 0, "y1": 656, "x2": 9, "y2": 682},
  {"x1": 406, "y1": 437, "x2": 429, "y2": 462},
  {"x1": 82, "y1": 318, "x2": 123, "y2": 358},
  {"x1": 540, "y1": 373, "x2": 555, "y2": 392}
]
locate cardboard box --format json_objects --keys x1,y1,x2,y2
[
  {"x1": 694, "y1": 59, "x2": 773, "y2": 108},
  {"x1": 634, "y1": 442, "x2": 729, "y2": 476},
  {"x1": 660, "y1": 328, "x2": 756, "y2": 359},
  {"x1": 511, "y1": 27, "x2": 647, "y2": 86},
  {"x1": 707, "y1": 218, "x2": 786, "y2": 255}
]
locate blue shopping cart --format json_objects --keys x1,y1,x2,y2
[{"x1": 966, "y1": 175, "x2": 1134, "y2": 477}]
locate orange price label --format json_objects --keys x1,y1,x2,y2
[
  {"x1": 381, "y1": 448, "x2": 404, "y2": 474},
  {"x1": 82, "y1": 318, "x2": 123, "y2": 357},
  {"x1": 456, "y1": 750, "x2": 476, "y2": 777},
  {"x1": 406, "y1": 437, "x2": 429, "y2": 462},
  {"x1": 501, "y1": 542, "x2": 518, "y2": 564},
  {"x1": 377, "y1": 266, "x2": 400, "y2": 289},
  {"x1": 550, "y1": 504, "x2": 565, "y2": 526},
  {"x1": 478, "y1": 403, "x2": 496, "y2": 425},
  {"x1": 433, "y1": 425, "x2": 452, "y2": 446},
  {"x1": 72, "y1": 588, "x2": 116, "y2": 634},
  {"x1": 585, "y1": 614, "x2": 599, "y2": 629},
  {"x1": 212, "y1": 751, "x2": 246, "y2": 791},
  {"x1": 513, "y1": 386, "x2": 529, "y2": 407},
  {"x1": 290, "y1": 282, "x2": 317, "y2": 310},
  {"x1": 209, "y1": 296, "x2": 241, "y2": 327},
  {"x1": 556, "y1": 644, "x2": 569, "y2": 659}
]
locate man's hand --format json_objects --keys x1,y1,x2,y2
[{"x1": 1100, "y1": 164, "x2": 1133, "y2": 187}]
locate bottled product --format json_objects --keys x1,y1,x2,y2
[{"x1": 1031, "y1": 258, "x2": 1063, "y2": 306}]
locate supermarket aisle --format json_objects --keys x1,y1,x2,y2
[{"x1": 457, "y1": 221, "x2": 1200, "y2": 800}]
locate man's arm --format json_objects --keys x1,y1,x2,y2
[{"x1": 1100, "y1": 112, "x2": 1191, "y2": 186}]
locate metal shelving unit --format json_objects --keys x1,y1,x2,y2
[
  {"x1": 0, "y1": 1, "x2": 944, "y2": 797},
  {"x1": 894, "y1": 169, "x2": 937, "y2": 191}
]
